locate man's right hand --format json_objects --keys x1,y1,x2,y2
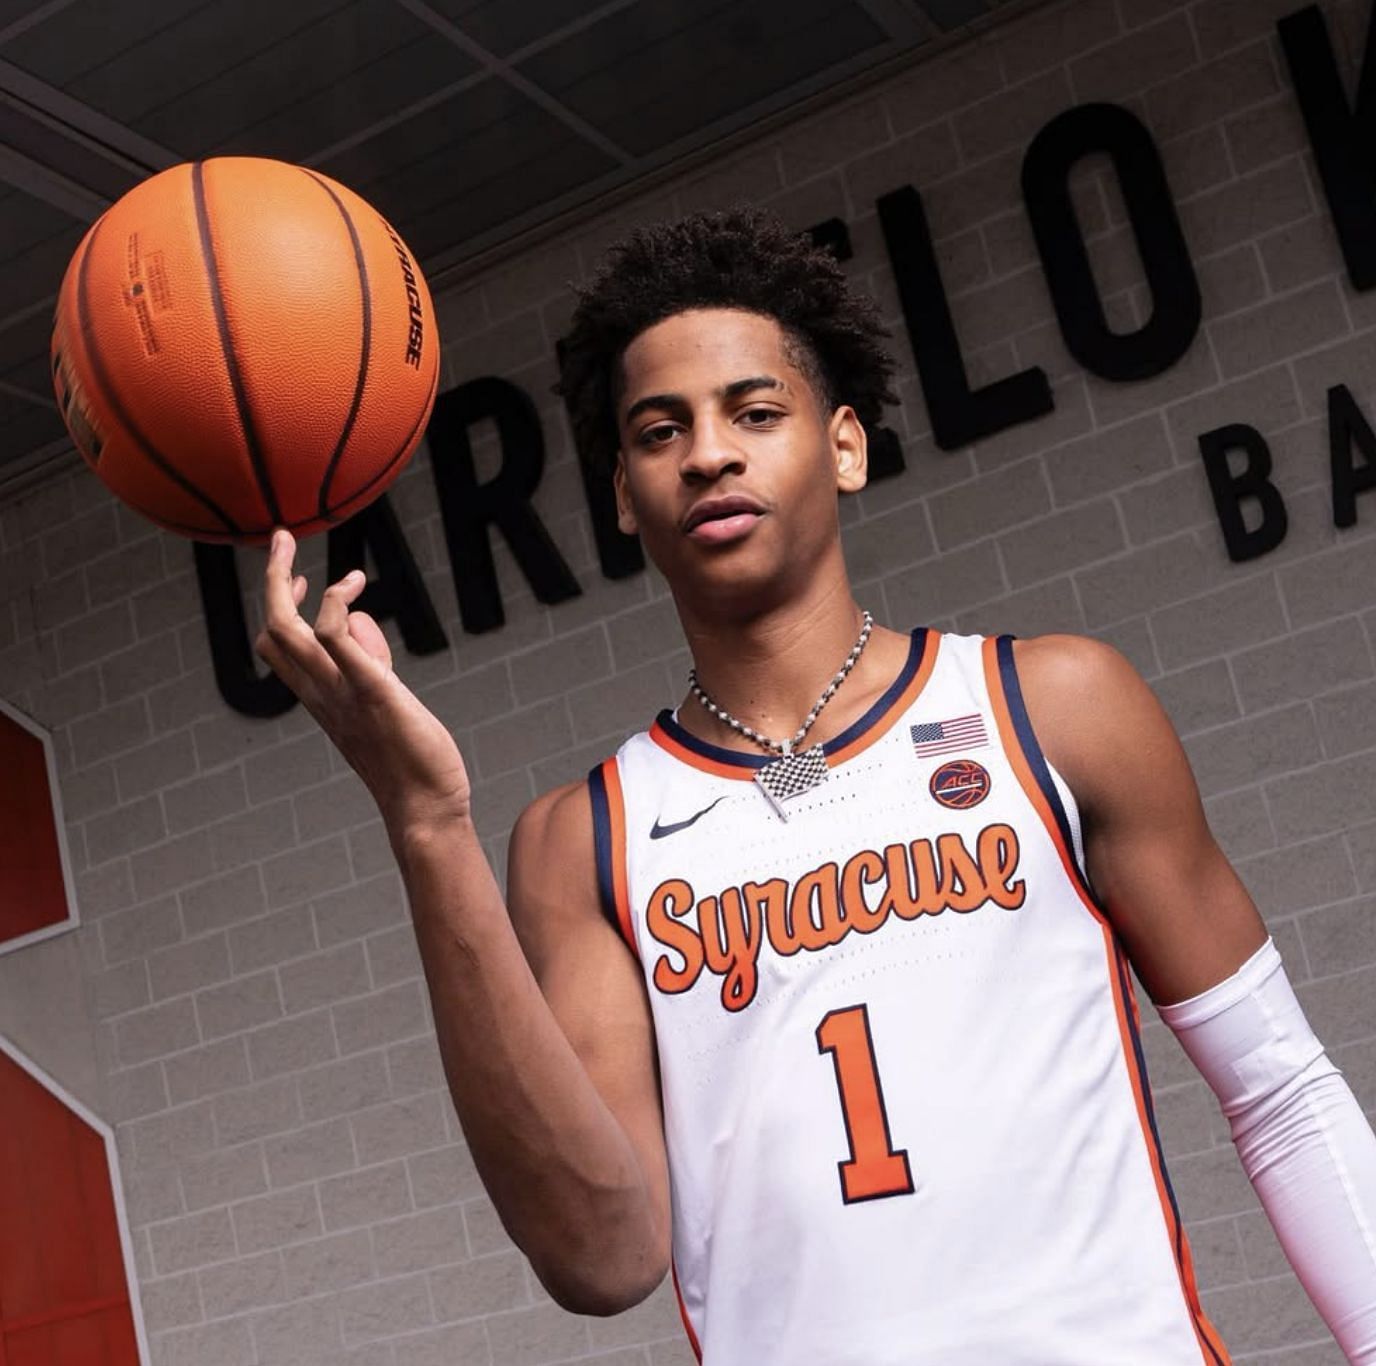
[
  {"x1": 255, "y1": 530, "x2": 670, "y2": 1313},
  {"x1": 253, "y1": 528, "x2": 471, "y2": 836}
]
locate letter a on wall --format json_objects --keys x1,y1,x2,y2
[{"x1": 0, "y1": 698, "x2": 79, "y2": 955}]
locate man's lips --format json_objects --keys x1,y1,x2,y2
[
  {"x1": 682, "y1": 496, "x2": 767, "y2": 535},
  {"x1": 688, "y1": 513, "x2": 762, "y2": 544}
]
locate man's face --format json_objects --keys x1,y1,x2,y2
[{"x1": 612, "y1": 307, "x2": 866, "y2": 608}]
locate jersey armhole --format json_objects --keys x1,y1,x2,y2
[
  {"x1": 586, "y1": 758, "x2": 637, "y2": 952},
  {"x1": 984, "y1": 635, "x2": 1231, "y2": 1364},
  {"x1": 982, "y1": 635, "x2": 1108, "y2": 917},
  {"x1": 1046, "y1": 762, "x2": 1087, "y2": 874}
]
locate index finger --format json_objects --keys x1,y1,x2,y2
[
  {"x1": 260, "y1": 529, "x2": 339, "y2": 682},
  {"x1": 263, "y1": 529, "x2": 308, "y2": 633}
]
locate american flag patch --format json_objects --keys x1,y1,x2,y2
[{"x1": 910, "y1": 713, "x2": 988, "y2": 758}]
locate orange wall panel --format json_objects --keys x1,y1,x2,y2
[
  {"x1": 0, "y1": 1054, "x2": 138, "y2": 1365},
  {"x1": 0, "y1": 713, "x2": 68, "y2": 944}
]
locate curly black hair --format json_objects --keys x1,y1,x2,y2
[{"x1": 558, "y1": 208, "x2": 898, "y2": 477}]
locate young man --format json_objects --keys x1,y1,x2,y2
[{"x1": 257, "y1": 210, "x2": 1376, "y2": 1363}]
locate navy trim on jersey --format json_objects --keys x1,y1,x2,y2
[
  {"x1": 998, "y1": 636, "x2": 1222, "y2": 1362},
  {"x1": 655, "y1": 628, "x2": 928, "y2": 769},
  {"x1": 826, "y1": 627, "x2": 926, "y2": 755},
  {"x1": 993, "y1": 635, "x2": 1107, "y2": 910},
  {"x1": 586, "y1": 763, "x2": 619, "y2": 933},
  {"x1": 653, "y1": 714, "x2": 771, "y2": 769}
]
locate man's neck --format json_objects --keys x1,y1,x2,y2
[{"x1": 673, "y1": 577, "x2": 913, "y2": 753}]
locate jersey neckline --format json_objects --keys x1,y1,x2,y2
[{"x1": 649, "y1": 627, "x2": 938, "y2": 779}]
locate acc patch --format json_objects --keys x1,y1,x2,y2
[{"x1": 929, "y1": 758, "x2": 991, "y2": 810}]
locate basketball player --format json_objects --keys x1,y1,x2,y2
[{"x1": 256, "y1": 210, "x2": 1376, "y2": 1363}]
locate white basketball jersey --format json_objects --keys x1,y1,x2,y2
[{"x1": 589, "y1": 630, "x2": 1230, "y2": 1365}]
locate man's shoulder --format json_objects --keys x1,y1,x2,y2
[
  {"x1": 507, "y1": 777, "x2": 607, "y2": 937},
  {"x1": 515, "y1": 778, "x2": 595, "y2": 861},
  {"x1": 1009, "y1": 632, "x2": 1177, "y2": 811},
  {"x1": 1009, "y1": 631, "x2": 1138, "y2": 693},
  {"x1": 513, "y1": 719, "x2": 665, "y2": 853}
]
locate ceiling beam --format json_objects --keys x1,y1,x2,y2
[
  {"x1": 0, "y1": 377, "x2": 53, "y2": 410},
  {"x1": 391, "y1": 0, "x2": 636, "y2": 167},
  {"x1": 853, "y1": 0, "x2": 940, "y2": 44},
  {"x1": 0, "y1": 437, "x2": 78, "y2": 500},
  {"x1": 308, "y1": 0, "x2": 642, "y2": 170},
  {"x1": 0, "y1": 140, "x2": 107, "y2": 220},
  {"x1": 916, "y1": 0, "x2": 995, "y2": 31},
  {"x1": 0, "y1": 0, "x2": 81, "y2": 47},
  {"x1": 0, "y1": 59, "x2": 179, "y2": 175}
]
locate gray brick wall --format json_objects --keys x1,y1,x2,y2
[{"x1": 2, "y1": 0, "x2": 1374, "y2": 1361}]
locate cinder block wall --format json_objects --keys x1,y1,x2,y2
[{"x1": 2, "y1": 0, "x2": 1375, "y2": 1361}]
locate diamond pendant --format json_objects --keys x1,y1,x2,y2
[{"x1": 755, "y1": 744, "x2": 829, "y2": 820}]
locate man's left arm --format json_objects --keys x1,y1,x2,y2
[{"x1": 1018, "y1": 634, "x2": 1376, "y2": 1365}]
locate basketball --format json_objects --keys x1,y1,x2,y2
[{"x1": 50, "y1": 157, "x2": 440, "y2": 544}]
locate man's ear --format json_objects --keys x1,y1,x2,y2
[
  {"x1": 831, "y1": 406, "x2": 868, "y2": 494},
  {"x1": 613, "y1": 456, "x2": 638, "y2": 534}
]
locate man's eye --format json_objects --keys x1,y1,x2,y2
[
  {"x1": 640, "y1": 423, "x2": 678, "y2": 446},
  {"x1": 739, "y1": 407, "x2": 780, "y2": 426}
]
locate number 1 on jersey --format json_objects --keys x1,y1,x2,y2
[{"x1": 816, "y1": 1004, "x2": 915, "y2": 1203}]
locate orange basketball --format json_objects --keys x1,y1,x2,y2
[{"x1": 50, "y1": 157, "x2": 440, "y2": 543}]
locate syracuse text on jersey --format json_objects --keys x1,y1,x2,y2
[{"x1": 645, "y1": 821, "x2": 1026, "y2": 1011}]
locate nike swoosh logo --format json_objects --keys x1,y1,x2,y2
[{"x1": 650, "y1": 795, "x2": 728, "y2": 840}]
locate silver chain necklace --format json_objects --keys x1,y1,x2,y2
[{"x1": 688, "y1": 610, "x2": 873, "y2": 819}]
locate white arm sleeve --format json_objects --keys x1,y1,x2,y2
[{"x1": 1159, "y1": 939, "x2": 1376, "y2": 1364}]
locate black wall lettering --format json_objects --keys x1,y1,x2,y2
[
  {"x1": 865, "y1": 426, "x2": 905, "y2": 481},
  {"x1": 555, "y1": 338, "x2": 646, "y2": 582},
  {"x1": 428, "y1": 376, "x2": 581, "y2": 633},
  {"x1": 1329, "y1": 383, "x2": 1376, "y2": 527},
  {"x1": 1022, "y1": 103, "x2": 1201, "y2": 381},
  {"x1": 194, "y1": 542, "x2": 297, "y2": 719},
  {"x1": 807, "y1": 216, "x2": 905, "y2": 480},
  {"x1": 577, "y1": 449, "x2": 645, "y2": 580},
  {"x1": 877, "y1": 184, "x2": 1053, "y2": 450},
  {"x1": 808, "y1": 217, "x2": 854, "y2": 261},
  {"x1": 325, "y1": 497, "x2": 448, "y2": 655},
  {"x1": 1279, "y1": 5, "x2": 1376, "y2": 290},
  {"x1": 1198, "y1": 423, "x2": 1289, "y2": 562}
]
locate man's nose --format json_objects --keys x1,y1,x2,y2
[{"x1": 680, "y1": 416, "x2": 746, "y2": 481}]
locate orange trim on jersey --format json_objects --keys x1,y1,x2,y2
[
  {"x1": 981, "y1": 638, "x2": 1231, "y2": 1366},
  {"x1": 598, "y1": 758, "x2": 637, "y2": 952},
  {"x1": 1111, "y1": 941, "x2": 1228, "y2": 1365},
  {"x1": 648, "y1": 629, "x2": 941, "y2": 778},
  {"x1": 826, "y1": 628, "x2": 940, "y2": 766},
  {"x1": 649, "y1": 719, "x2": 759, "y2": 780},
  {"x1": 980, "y1": 639, "x2": 1110, "y2": 931},
  {"x1": 672, "y1": 1259, "x2": 704, "y2": 1362}
]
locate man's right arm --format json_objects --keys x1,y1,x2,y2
[
  {"x1": 254, "y1": 530, "x2": 670, "y2": 1314},
  {"x1": 399, "y1": 782, "x2": 671, "y2": 1314}
]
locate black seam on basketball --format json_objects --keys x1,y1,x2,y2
[
  {"x1": 321, "y1": 357, "x2": 438, "y2": 523},
  {"x1": 192, "y1": 160, "x2": 285, "y2": 528},
  {"x1": 76, "y1": 211, "x2": 242, "y2": 537},
  {"x1": 301, "y1": 169, "x2": 371, "y2": 523},
  {"x1": 231, "y1": 352, "x2": 438, "y2": 538}
]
